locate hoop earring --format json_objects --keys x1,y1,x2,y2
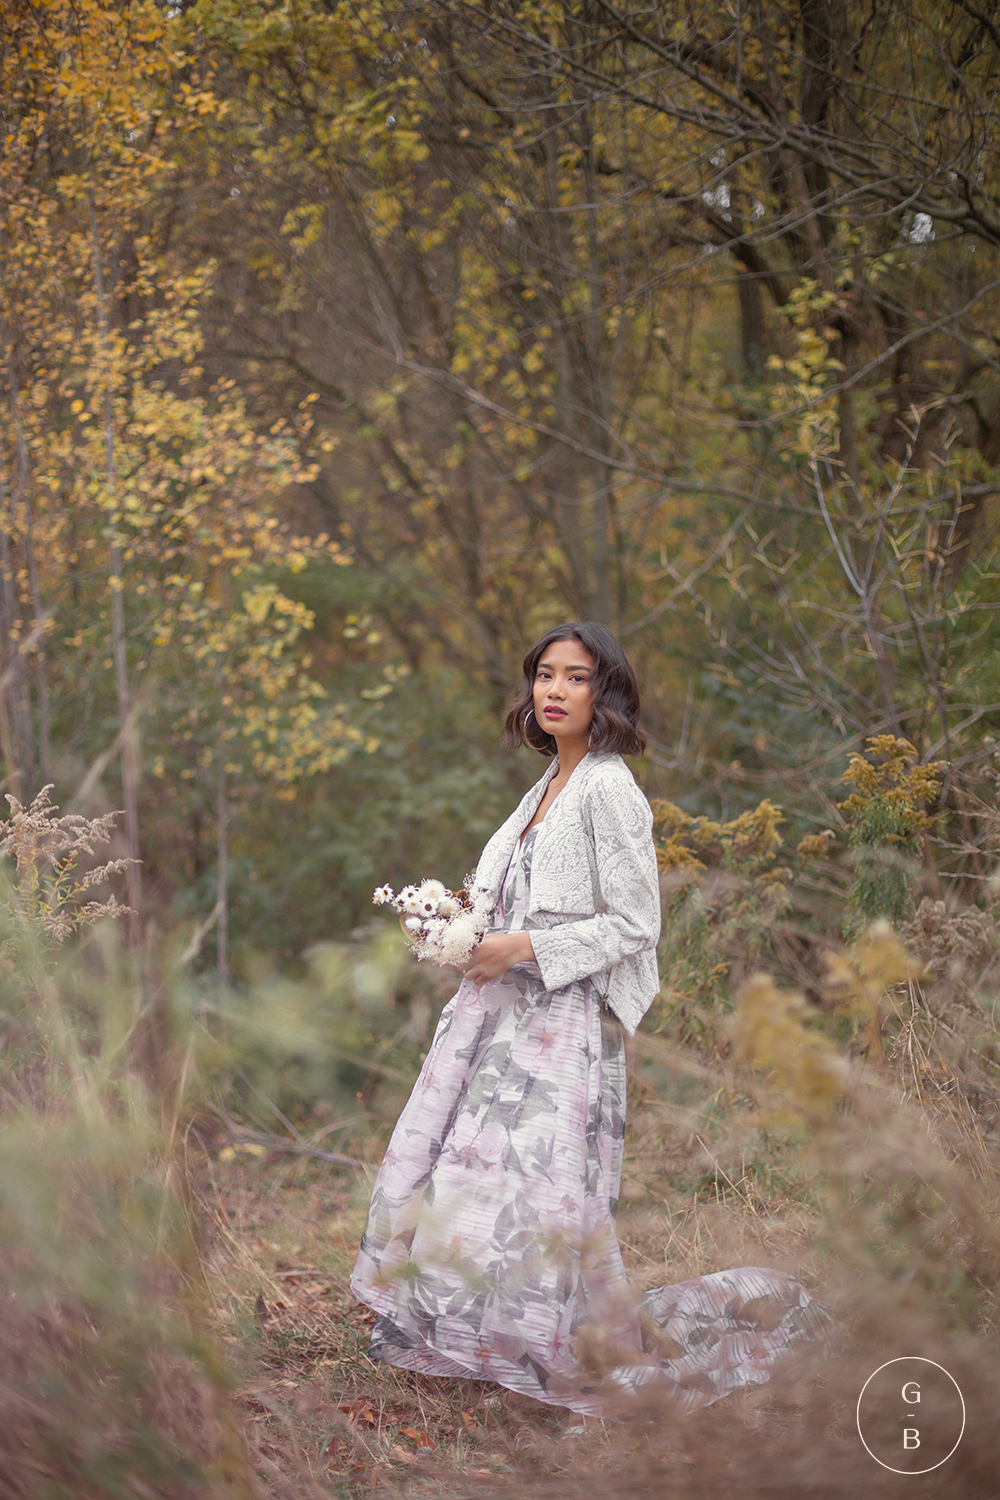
[{"x1": 523, "y1": 708, "x2": 537, "y2": 742}]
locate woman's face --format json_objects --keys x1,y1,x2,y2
[{"x1": 532, "y1": 637, "x2": 595, "y2": 745}]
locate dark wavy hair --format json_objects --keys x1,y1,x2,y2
[{"x1": 501, "y1": 622, "x2": 646, "y2": 758}]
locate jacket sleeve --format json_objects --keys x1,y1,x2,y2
[{"x1": 529, "y1": 776, "x2": 661, "y2": 991}]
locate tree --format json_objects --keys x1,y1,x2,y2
[
  {"x1": 0, "y1": 0, "x2": 367, "y2": 962},
  {"x1": 181, "y1": 0, "x2": 1000, "y2": 872}
]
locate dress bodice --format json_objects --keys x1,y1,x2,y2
[
  {"x1": 492, "y1": 827, "x2": 543, "y2": 980},
  {"x1": 495, "y1": 826, "x2": 537, "y2": 934},
  {"x1": 494, "y1": 826, "x2": 610, "y2": 998}
]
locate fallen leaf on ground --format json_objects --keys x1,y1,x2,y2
[
  {"x1": 339, "y1": 1400, "x2": 377, "y2": 1425},
  {"x1": 399, "y1": 1425, "x2": 436, "y2": 1449}
]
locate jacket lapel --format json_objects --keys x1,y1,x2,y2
[
  {"x1": 528, "y1": 751, "x2": 607, "y2": 890},
  {"x1": 475, "y1": 752, "x2": 617, "y2": 909},
  {"x1": 474, "y1": 758, "x2": 558, "y2": 904}
]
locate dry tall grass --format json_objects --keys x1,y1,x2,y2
[
  {"x1": 3, "y1": 788, "x2": 1000, "y2": 1496},
  {"x1": 188, "y1": 920, "x2": 1000, "y2": 1499}
]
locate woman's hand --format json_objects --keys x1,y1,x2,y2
[{"x1": 463, "y1": 931, "x2": 535, "y2": 988}]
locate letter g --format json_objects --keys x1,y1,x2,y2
[{"x1": 902, "y1": 1381, "x2": 921, "y2": 1403}]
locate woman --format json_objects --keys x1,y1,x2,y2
[{"x1": 351, "y1": 622, "x2": 827, "y2": 1418}]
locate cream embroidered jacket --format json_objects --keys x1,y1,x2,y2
[{"x1": 473, "y1": 751, "x2": 661, "y2": 1035}]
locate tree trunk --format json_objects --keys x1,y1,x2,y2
[
  {"x1": 88, "y1": 190, "x2": 143, "y2": 945},
  {"x1": 738, "y1": 273, "x2": 766, "y2": 377},
  {"x1": 24, "y1": 519, "x2": 50, "y2": 783},
  {"x1": 0, "y1": 518, "x2": 23, "y2": 800},
  {"x1": 217, "y1": 760, "x2": 229, "y2": 990}
]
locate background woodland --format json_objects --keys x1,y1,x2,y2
[{"x1": 6, "y1": 0, "x2": 1000, "y2": 966}]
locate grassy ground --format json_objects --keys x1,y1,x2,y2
[
  {"x1": 192, "y1": 1034, "x2": 842, "y2": 1500},
  {"x1": 6, "y1": 992, "x2": 1000, "y2": 1498},
  {"x1": 7, "y1": 782, "x2": 1000, "y2": 1495},
  {"x1": 6, "y1": 914, "x2": 1000, "y2": 1496},
  {"x1": 187, "y1": 979, "x2": 1000, "y2": 1500}
]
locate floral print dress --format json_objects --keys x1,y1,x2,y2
[{"x1": 351, "y1": 829, "x2": 828, "y2": 1417}]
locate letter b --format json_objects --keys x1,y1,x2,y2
[{"x1": 903, "y1": 1429, "x2": 920, "y2": 1449}]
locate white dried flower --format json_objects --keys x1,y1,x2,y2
[
  {"x1": 398, "y1": 885, "x2": 421, "y2": 914},
  {"x1": 372, "y1": 884, "x2": 394, "y2": 906},
  {"x1": 404, "y1": 915, "x2": 424, "y2": 932},
  {"x1": 438, "y1": 911, "x2": 482, "y2": 968},
  {"x1": 418, "y1": 878, "x2": 447, "y2": 902}
]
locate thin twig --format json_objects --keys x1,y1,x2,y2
[{"x1": 224, "y1": 1123, "x2": 364, "y2": 1169}]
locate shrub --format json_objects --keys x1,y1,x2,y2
[{"x1": 838, "y1": 735, "x2": 943, "y2": 934}]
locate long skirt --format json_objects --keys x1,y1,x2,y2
[{"x1": 350, "y1": 966, "x2": 829, "y2": 1417}]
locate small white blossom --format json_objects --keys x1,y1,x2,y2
[
  {"x1": 398, "y1": 885, "x2": 421, "y2": 914},
  {"x1": 418, "y1": 878, "x2": 447, "y2": 902},
  {"x1": 372, "y1": 884, "x2": 394, "y2": 906},
  {"x1": 438, "y1": 911, "x2": 482, "y2": 968}
]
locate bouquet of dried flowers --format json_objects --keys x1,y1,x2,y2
[{"x1": 372, "y1": 877, "x2": 492, "y2": 968}]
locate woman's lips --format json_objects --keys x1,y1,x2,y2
[{"x1": 543, "y1": 707, "x2": 567, "y2": 718}]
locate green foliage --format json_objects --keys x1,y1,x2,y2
[
  {"x1": 168, "y1": 654, "x2": 519, "y2": 965},
  {"x1": 730, "y1": 921, "x2": 1000, "y2": 1320},
  {"x1": 0, "y1": 841, "x2": 435, "y2": 1496},
  {"x1": 214, "y1": 925, "x2": 439, "y2": 1125},
  {"x1": 649, "y1": 797, "x2": 792, "y2": 1054},
  {"x1": 838, "y1": 735, "x2": 944, "y2": 934},
  {"x1": 0, "y1": 902, "x2": 255, "y2": 1498},
  {"x1": 9, "y1": 0, "x2": 1000, "y2": 970}
]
